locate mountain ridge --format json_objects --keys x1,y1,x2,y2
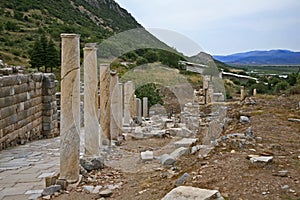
[
  {"x1": 0, "y1": 0, "x2": 141, "y2": 66},
  {"x1": 213, "y1": 49, "x2": 300, "y2": 66}
]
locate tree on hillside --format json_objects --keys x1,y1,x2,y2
[
  {"x1": 135, "y1": 83, "x2": 163, "y2": 108},
  {"x1": 45, "y1": 38, "x2": 59, "y2": 72},
  {"x1": 29, "y1": 35, "x2": 59, "y2": 72},
  {"x1": 29, "y1": 37, "x2": 43, "y2": 71}
]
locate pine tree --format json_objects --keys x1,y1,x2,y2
[
  {"x1": 29, "y1": 37, "x2": 43, "y2": 72},
  {"x1": 45, "y1": 38, "x2": 59, "y2": 73},
  {"x1": 40, "y1": 34, "x2": 48, "y2": 72},
  {"x1": 29, "y1": 35, "x2": 60, "y2": 73}
]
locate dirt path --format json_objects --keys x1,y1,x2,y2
[{"x1": 52, "y1": 95, "x2": 300, "y2": 200}]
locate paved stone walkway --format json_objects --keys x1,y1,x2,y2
[{"x1": 0, "y1": 137, "x2": 60, "y2": 200}]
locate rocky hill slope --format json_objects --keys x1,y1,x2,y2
[{"x1": 0, "y1": 0, "x2": 141, "y2": 66}]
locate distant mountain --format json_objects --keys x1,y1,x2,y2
[{"x1": 213, "y1": 50, "x2": 300, "y2": 65}]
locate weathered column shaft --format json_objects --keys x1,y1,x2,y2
[
  {"x1": 84, "y1": 43, "x2": 99, "y2": 156},
  {"x1": 253, "y1": 88, "x2": 257, "y2": 96},
  {"x1": 142, "y1": 97, "x2": 148, "y2": 118},
  {"x1": 60, "y1": 33, "x2": 80, "y2": 183},
  {"x1": 240, "y1": 86, "x2": 245, "y2": 100},
  {"x1": 136, "y1": 98, "x2": 142, "y2": 122},
  {"x1": 99, "y1": 64, "x2": 111, "y2": 146},
  {"x1": 117, "y1": 83, "x2": 123, "y2": 136},
  {"x1": 110, "y1": 72, "x2": 119, "y2": 140},
  {"x1": 124, "y1": 81, "x2": 134, "y2": 125}
]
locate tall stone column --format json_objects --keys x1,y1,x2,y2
[
  {"x1": 117, "y1": 83, "x2": 123, "y2": 136},
  {"x1": 60, "y1": 34, "x2": 80, "y2": 183},
  {"x1": 99, "y1": 64, "x2": 111, "y2": 146},
  {"x1": 110, "y1": 71, "x2": 119, "y2": 140},
  {"x1": 253, "y1": 88, "x2": 257, "y2": 96},
  {"x1": 124, "y1": 81, "x2": 133, "y2": 126},
  {"x1": 136, "y1": 98, "x2": 142, "y2": 123},
  {"x1": 240, "y1": 86, "x2": 245, "y2": 100},
  {"x1": 83, "y1": 43, "x2": 99, "y2": 156},
  {"x1": 142, "y1": 97, "x2": 148, "y2": 118}
]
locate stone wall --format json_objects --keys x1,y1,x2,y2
[{"x1": 0, "y1": 73, "x2": 58, "y2": 150}]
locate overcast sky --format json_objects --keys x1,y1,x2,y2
[{"x1": 115, "y1": 0, "x2": 300, "y2": 56}]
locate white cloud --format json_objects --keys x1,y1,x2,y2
[{"x1": 115, "y1": 0, "x2": 300, "y2": 55}]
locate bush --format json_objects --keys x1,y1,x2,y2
[
  {"x1": 136, "y1": 56, "x2": 148, "y2": 65},
  {"x1": 135, "y1": 83, "x2": 163, "y2": 107},
  {"x1": 274, "y1": 81, "x2": 289, "y2": 93}
]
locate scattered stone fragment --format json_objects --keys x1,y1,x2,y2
[
  {"x1": 240, "y1": 116, "x2": 250, "y2": 123},
  {"x1": 42, "y1": 185, "x2": 62, "y2": 196},
  {"x1": 42, "y1": 195, "x2": 51, "y2": 200},
  {"x1": 182, "y1": 127, "x2": 193, "y2": 137},
  {"x1": 288, "y1": 118, "x2": 300, "y2": 123},
  {"x1": 80, "y1": 165, "x2": 88, "y2": 177},
  {"x1": 174, "y1": 138, "x2": 198, "y2": 148},
  {"x1": 45, "y1": 174, "x2": 59, "y2": 187},
  {"x1": 250, "y1": 156, "x2": 273, "y2": 163},
  {"x1": 170, "y1": 147, "x2": 189, "y2": 160},
  {"x1": 162, "y1": 186, "x2": 224, "y2": 200},
  {"x1": 56, "y1": 179, "x2": 68, "y2": 190},
  {"x1": 191, "y1": 145, "x2": 210, "y2": 154},
  {"x1": 245, "y1": 127, "x2": 254, "y2": 138},
  {"x1": 99, "y1": 189, "x2": 113, "y2": 197},
  {"x1": 175, "y1": 173, "x2": 190, "y2": 187},
  {"x1": 168, "y1": 128, "x2": 183, "y2": 136},
  {"x1": 141, "y1": 150, "x2": 154, "y2": 161},
  {"x1": 92, "y1": 186, "x2": 103, "y2": 194},
  {"x1": 80, "y1": 157, "x2": 105, "y2": 172},
  {"x1": 282, "y1": 185, "x2": 289, "y2": 189},
  {"x1": 274, "y1": 170, "x2": 288, "y2": 177},
  {"x1": 82, "y1": 185, "x2": 95, "y2": 193},
  {"x1": 160, "y1": 154, "x2": 176, "y2": 166}
]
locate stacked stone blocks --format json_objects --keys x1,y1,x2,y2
[{"x1": 0, "y1": 73, "x2": 58, "y2": 150}]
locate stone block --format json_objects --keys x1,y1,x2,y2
[
  {"x1": 170, "y1": 147, "x2": 189, "y2": 160},
  {"x1": 80, "y1": 157, "x2": 105, "y2": 172},
  {"x1": 250, "y1": 156, "x2": 273, "y2": 163},
  {"x1": 56, "y1": 179, "x2": 68, "y2": 190},
  {"x1": 141, "y1": 150, "x2": 154, "y2": 161},
  {"x1": 168, "y1": 128, "x2": 183, "y2": 136},
  {"x1": 174, "y1": 138, "x2": 198, "y2": 148},
  {"x1": 42, "y1": 185, "x2": 61, "y2": 196},
  {"x1": 162, "y1": 186, "x2": 224, "y2": 200},
  {"x1": 240, "y1": 116, "x2": 250, "y2": 123},
  {"x1": 175, "y1": 173, "x2": 190, "y2": 187}
]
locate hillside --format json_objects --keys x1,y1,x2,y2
[
  {"x1": 0, "y1": 0, "x2": 141, "y2": 66},
  {"x1": 213, "y1": 49, "x2": 300, "y2": 66}
]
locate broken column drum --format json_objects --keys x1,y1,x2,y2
[
  {"x1": 60, "y1": 34, "x2": 80, "y2": 183},
  {"x1": 83, "y1": 43, "x2": 100, "y2": 157}
]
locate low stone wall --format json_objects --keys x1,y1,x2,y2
[{"x1": 0, "y1": 73, "x2": 58, "y2": 150}]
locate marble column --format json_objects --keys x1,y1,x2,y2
[
  {"x1": 253, "y1": 88, "x2": 257, "y2": 96},
  {"x1": 123, "y1": 81, "x2": 133, "y2": 126},
  {"x1": 142, "y1": 97, "x2": 148, "y2": 118},
  {"x1": 99, "y1": 64, "x2": 111, "y2": 146},
  {"x1": 136, "y1": 98, "x2": 142, "y2": 123},
  {"x1": 110, "y1": 71, "x2": 119, "y2": 140},
  {"x1": 83, "y1": 43, "x2": 99, "y2": 156},
  {"x1": 240, "y1": 86, "x2": 245, "y2": 100},
  {"x1": 117, "y1": 83, "x2": 123, "y2": 136},
  {"x1": 60, "y1": 33, "x2": 80, "y2": 183}
]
